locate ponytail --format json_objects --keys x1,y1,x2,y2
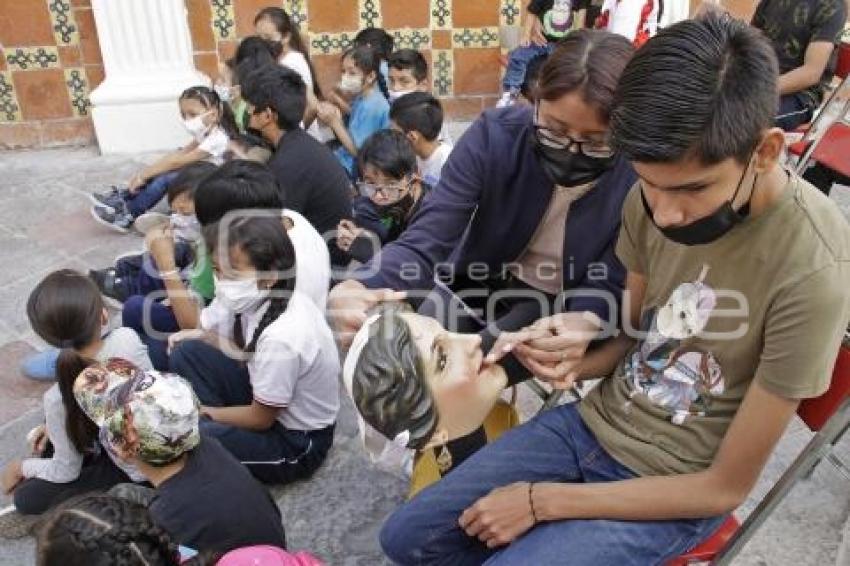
[{"x1": 56, "y1": 349, "x2": 98, "y2": 453}]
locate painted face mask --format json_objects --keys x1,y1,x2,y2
[
  {"x1": 642, "y1": 159, "x2": 757, "y2": 246},
  {"x1": 170, "y1": 213, "x2": 201, "y2": 242},
  {"x1": 213, "y1": 276, "x2": 268, "y2": 314}
]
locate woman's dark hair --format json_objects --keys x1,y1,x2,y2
[
  {"x1": 179, "y1": 85, "x2": 241, "y2": 144},
  {"x1": 610, "y1": 12, "x2": 779, "y2": 165},
  {"x1": 232, "y1": 35, "x2": 282, "y2": 69},
  {"x1": 194, "y1": 160, "x2": 282, "y2": 226},
  {"x1": 358, "y1": 129, "x2": 418, "y2": 180},
  {"x1": 27, "y1": 270, "x2": 101, "y2": 453},
  {"x1": 536, "y1": 29, "x2": 634, "y2": 120},
  {"x1": 166, "y1": 161, "x2": 217, "y2": 205},
  {"x1": 203, "y1": 215, "x2": 296, "y2": 354},
  {"x1": 389, "y1": 92, "x2": 443, "y2": 141},
  {"x1": 343, "y1": 45, "x2": 390, "y2": 100},
  {"x1": 36, "y1": 495, "x2": 180, "y2": 566},
  {"x1": 354, "y1": 27, "x2": 395, "y2": 60},
  {"x1": 387, "y1": 49, "x2": 428, "y2": 82},
  {"x1": 253, "y1": 8, "x2": 323, "y2": 99},
  {"x1": 351, "y1": 309, "x2": 439, "y2": 450}
]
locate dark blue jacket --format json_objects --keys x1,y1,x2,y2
[{"x1": 354, "y1": 105, "x2": 637, "y2": 325}]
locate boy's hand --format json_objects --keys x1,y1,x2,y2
[
  {"x1": 146, "y1": 226, "x2": 177, "y2": 272},
  {"x1": 336, "y1": 220, "x2": 363, "y2": 251},
  {"x1": 128, "y1": 173, "x2": 145, "y2": 193},
  {"x1": 167, "y1": 329, "x2": 206, "y2": 354},
  {"x1": 317, "y1": 102, "x2": 343, "y2": 127}
]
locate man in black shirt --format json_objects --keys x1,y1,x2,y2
[
  {"x1": 752, "y1": 0, "x2": 848, "y2": 130},
  {"x1": 241, "y1": 64, "x2": 353, "y2": 265}
]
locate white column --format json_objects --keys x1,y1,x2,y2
[{"x1": 89, "y1": 0, "x2": 210, "y2": 154}]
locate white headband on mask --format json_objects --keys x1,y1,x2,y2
[{"x1": 342, "y1": 313, "x2": 415, "y2": 477}]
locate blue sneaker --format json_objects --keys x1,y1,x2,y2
[{"x1": 20, "y1": 348, "x2": 59, "y2": 381}]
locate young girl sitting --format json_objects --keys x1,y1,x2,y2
[
  {"x1": 317, "y1": 46, "x2": 390, "y2": 179},
  {"x1": 168, "y1": 214, "x2": 339, "y2": 485},
  {"x1": 337, "y1": 129, "x2": 429, "y2": 264},
  {"x1": 90, "y1": 86, "x2": 238, "y2": 233},
  {"x1": 0, "y1": 270, "x2": 151, "y2": 521}
]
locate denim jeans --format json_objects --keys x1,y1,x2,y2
[
  {"x1": 125, "y1": 171, "x2": 180, "y2": 217},
  {"x1": 380, "y1": 404, "x2": 726, "y2": 566},
  {"x1": 776, "y1": 93, "x2": 816, "y2": 132},
  {"x1": 169, "y1": 340, "x2": 334, "y2": 485},
  {"x1": 502, "y1": 44, "x2": 555, "y2": 91}
]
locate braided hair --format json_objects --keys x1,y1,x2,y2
[
  {"x1": 36, "y1": 495, "x2": 180, "y2": 566},
  {"x1": 204, "y1": 214, "x2": 296, "y2": 355}
]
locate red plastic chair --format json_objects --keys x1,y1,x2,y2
[{"x1": 669, "y1": 333, "x2": 850, "y2": 565}]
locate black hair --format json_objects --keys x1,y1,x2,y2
[
  {"x1": 27, "y1": 270, "x2": 102, "y2": 454},
  {"x1": 354, "y1": 27, "x2": 395, "y2": 60},
  {"x1": 240, "y1": 63, "x2": 307, "y2": 132},
  {"x1": 390, "y1": 92, "x2": 443, "y2": 141},
  {"x1": 536, "y1": 29, "x2": 634, "y2": 120},
  {"x1": 203, "y1": 215, "x2": 296, "y2": 354},
  {"x1": 610, "y1": 13, "x2": 778, "y2": 165},
  {"x1": 387, "y1": 49, "x2": 428, "y2": 82},
  {"x1": 36, "y1": 495, "x2": 180, "y2": 566},
  {"x1": 179, "y1": 85, "x2": 241, "y2": 144},
  {"x1": 166, "y1": 162, "x2": 217, "y2": 205},
  {"x1": 253, "y1": 7, "x2": 323, "y2": 99},
  {"x1": 232, "y1": 35, "x2": 282, "y2": 69},
  {"x1": 343, "y1": 45, "x2": 389, "y2": 100},
  {"x1": 351, "y1": 309, "x2": 439, "y2": 450},
  {"x1": 358, "y1": 129, "x2": 418, "y2": 180},
  {"x1": 194, "y1": 160, "x2": 282, "y2": 226}
]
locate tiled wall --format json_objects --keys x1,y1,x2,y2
[{"x1": 0, "y1": 0, "x2": 757, "y2": 150}]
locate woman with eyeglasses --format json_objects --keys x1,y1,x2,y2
[
  {"x1": 330, "y1": 29, "x2": 637, "y2": 389},
  {"x1": 336, "y1": 130, "x2": 431, "y2": 264}
]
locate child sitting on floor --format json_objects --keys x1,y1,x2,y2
[
  {"x1": 337, "y1": 129, "x2": 430, "y2": 264},
  {"x1": 390, "y1": 92, "x2": 453, "y2": 186},
  {"x1": 89, "y1": 86, "x2": 238, "y2": 233}
]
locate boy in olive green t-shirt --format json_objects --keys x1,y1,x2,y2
[{"x1": 379, "y1": 14, "x2": 850, "y2": 565}]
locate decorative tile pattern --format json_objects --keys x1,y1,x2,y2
[
  {"x1": 0, "y1": 72, "x2": 22, "y2": 122},
  {"x1": 452, "y1": 27, "x2": 500, "y2": 49},
  {"x1": 286, "y1": 0, "x2": 308, "y2": 26},
  {"x1": 47, "y1": 0, "x2": 79, "y2": 45},
  {"x1": 4, "y1": 47, "x2": 60, "y2": 71},
  {"x1": 309, "y1": 31, "x2": 356, "y2": 55},
  {"x1": 210, "y1": 0, "x2": 236, "y2": 41},
  {"x1": 430, "y1": 0, "x2": 452, "y2": 29},
  {"x1": 432, "y1": 49, "x2": 453, "y2": 96},
  {"x1": 64, "y1": 67, "x2": 90, "y2": 117},
  {"x1": 500, "y1": 0, "x2": 521, "y2": 26},
  {"x1": 359, "y1": 0, "x2": 382, "y2": 28},
  {"x1": 390, "y1": 28, "x2": 431, "y2": 50}
]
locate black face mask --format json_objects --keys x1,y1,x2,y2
[
  {"x1": 377, "y1": 192, "x2": 415, "y2": 225},
  {"x1": 642, "y1": 163, "x2": 758, "y2": 246},
  {"x1": 530, "y1": 132, "x2": 615, "y2": 187}
]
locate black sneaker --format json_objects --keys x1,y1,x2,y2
[
  {"x1": 90, "y1": 203, "x2": 133, "y2": 234},
  {"x1": 88, "y1": 268, "x2": 130, "y2": 307},
  {"x1": 88, "y1": 186, "x2": 129, "y2": 212}
]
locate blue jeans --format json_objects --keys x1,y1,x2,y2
[
  {"x1": 122, "y1": 296, "x2": 180, "y2": 371},
  {"x1": 169, "y1": 340, "x2": 334, "y2": 485},
  {"x1": 502, "y1": 44, "x2": 555, "y2": 91},
  {"x1": 776, "y1": 93, "x2": 816, "y2": 132},
  {"x1": 125, "y1": 171, "x2": 179, "y2": 217},
  {"x1": 380, "y1": 404, "x2": 725, "y2": 565}
]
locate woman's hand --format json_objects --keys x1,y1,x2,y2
[
  {"x1": 316, "y1": 101, "x2": 343, "y2": 128},
  {"x1": 27, "y1": 424, "x2": 48, "y2": 456},
  {"x1": 1, "y1": 460, "x2": 24, "y2": 495},
  {"x1": 486, "y1": 312, "x2": 601, "y2": 389},
  {"x1": 167, "y1": 329, "x2": 207, "y2": 354},
  {"x1": 328, "y1": 280, "x2": 407, "y2": 349},
  {"x1": 459, "y1": 482, "x2": 536, "y2": 548}
]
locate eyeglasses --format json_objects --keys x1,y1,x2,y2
[
  {"x1": 533, "y1": 106, "x2": 614, "y2": 159},
  {"x1": 356, "y1": 179, "x2": 411, "y2": 200}
]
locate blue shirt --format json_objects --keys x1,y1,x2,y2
[{"x1": 334, "y1": 87, "x2": 390, "y2": 177}]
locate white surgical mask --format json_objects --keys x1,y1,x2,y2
[
  {"x1": 214, "y1": 84, "x2": 233, "y2": 103},
  {"x1": 389, "y1": 89, "x2": 414, "y2": 102},
  {"x1": 213, "y1": 275, "x2": 268, "y2": 314},
  {"x1": 170, "y1": 213, "x2": 201, "y2": 242},
  {"x1": 182, "y1": 111, "x2": 213, "y2": 141},
  {"x1": 339, "y1": 74, "x2": 364, "y2": 95}
]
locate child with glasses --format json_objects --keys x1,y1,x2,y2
[{"x1": 336, "y1": 130, "x2": 430, "y2": 264}]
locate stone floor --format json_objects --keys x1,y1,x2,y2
[{"x1": 0, "y1": 138, "x2": 848, "y2": 565}]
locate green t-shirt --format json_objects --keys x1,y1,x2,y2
[
  {"x1": 189, "y1": 244, "x2": 215, "y2": 302},
  {"x1": 580, "y1": 173, "x2": 850, "y2": 477}
]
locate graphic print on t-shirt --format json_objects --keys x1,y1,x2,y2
[
  {"x1": 623, "y1": 266, "x2": 726, "y2": 425},
  {"x1": 542, "y1": 0, "x2": 574, "y2": 39}
]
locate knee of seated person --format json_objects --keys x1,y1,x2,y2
[
  {"x1": 379, "y1": 507, "x2": 424, "y2": 563},
  {"x1": 121, "y1": 295, "x2": 147, "y2": 331},
  {"x1": 167, "y1": 339, "x2": 204, "y2": 372},
  {"x1": 13, "y1": 482, "x2": 47, "y2": 515}
]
